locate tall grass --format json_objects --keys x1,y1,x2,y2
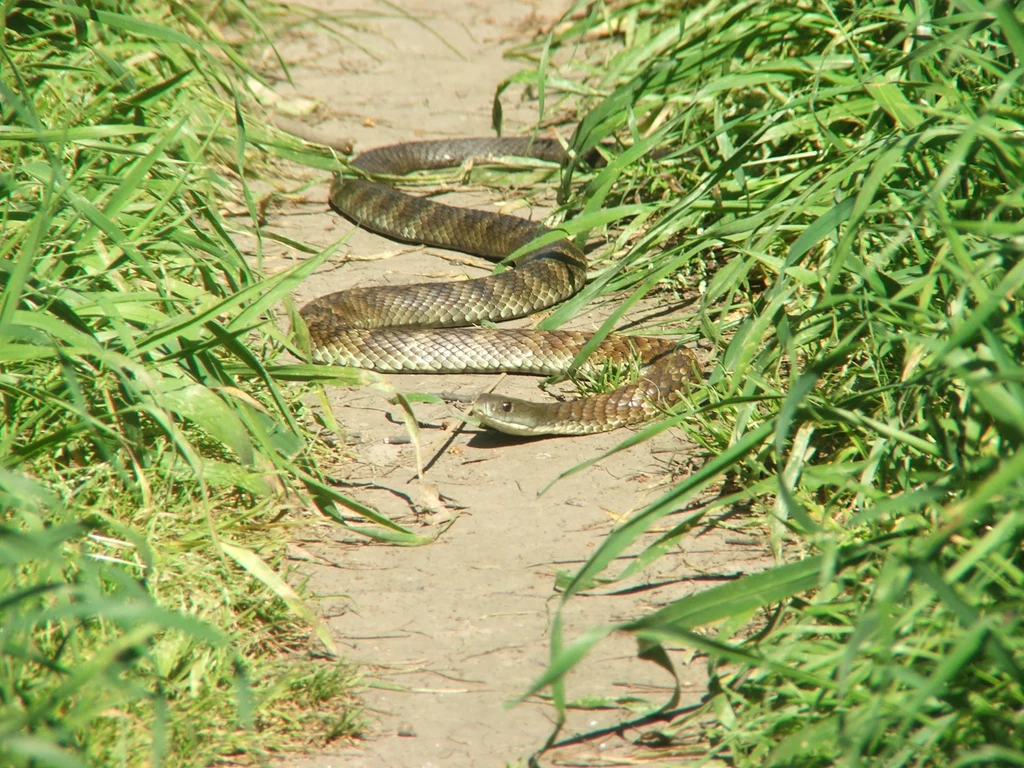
[
  {"x1": 510, "y1": 1, "x2": 1024, "y2": 764},
  {"x1": 0, "y1": 1, "x2": 399, "y2": 764}
]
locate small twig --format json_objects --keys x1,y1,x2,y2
[{"x1": 268, "y1": 114, "x2": 354, "y2": 155}]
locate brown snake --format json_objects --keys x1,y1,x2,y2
[{"x1": 300, "y1": 137, "x2": 696, "y2": 435}]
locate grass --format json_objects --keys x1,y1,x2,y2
[
  {"x1": 497, "y1": 0, "x2": 1024, "y2": 765},
  {"x1": 0, "y1": 1, "x2": 420, "y2": 764},
  {"x1": 4, "y1": 0, "x2": 1022, "y2": 765}
]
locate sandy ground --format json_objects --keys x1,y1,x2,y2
[{"x1": 258, "y1": 1, "x2": 771, "y2": 766}]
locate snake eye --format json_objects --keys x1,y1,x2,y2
[{"x1": 501, "y1": 400, "x2": 513, "y2": 413}]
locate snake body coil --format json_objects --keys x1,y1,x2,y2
[{"x1": 300, "y1": 138, "x2": 694, "y2": 435}]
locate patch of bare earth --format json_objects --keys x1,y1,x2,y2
[{"x1": 260, "y1": 1, "x2": 771, "y2": 766}]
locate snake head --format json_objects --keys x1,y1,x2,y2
[{"x1": 471, "y1": 394, "x2": 552, "y2": 437}]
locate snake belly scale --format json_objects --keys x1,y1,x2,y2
[{"x1": 300, "y1": 137, "x2": 695, "y2": 436}]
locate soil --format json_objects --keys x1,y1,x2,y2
[{"x1": 259, "y1": 1, "x2": 771, "y2": 766}]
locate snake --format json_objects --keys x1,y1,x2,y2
[{"x1": 299, "y1": 137, "x2": 696, "y2": 436}]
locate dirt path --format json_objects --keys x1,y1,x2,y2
[{"x1": 264, "y1": 2, "x2": 770, "y2": 766}]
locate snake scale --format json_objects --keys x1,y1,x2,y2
[{"x1": 299, "y1": 137, "x2": 696, "y2": 436}]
